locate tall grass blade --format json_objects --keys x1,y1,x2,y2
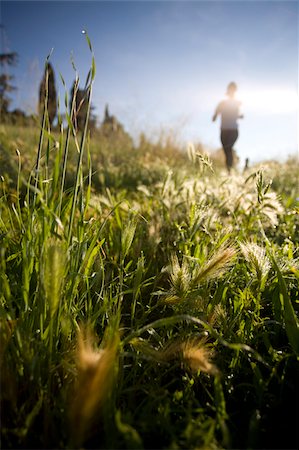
[
  {"x1": 67, "y1": 83, "x2": 93, "y2": 244},
  {"x1": 121, "y1": 217, "x2": 137, "y2": 260},
  {"x1": 270, "y1": 253, "x2": 299, "y2": 355},
  {"x1": 58, "y1": 76, "x2": 79, "y2": 217}
]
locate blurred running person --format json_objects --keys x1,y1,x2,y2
[{"x1": 212, "y1": 82, "x2": 243, "y2": 173}]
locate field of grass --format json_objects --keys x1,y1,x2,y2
[{"x1": 0, "y1": 64, "x2": 298, "y2": 450}]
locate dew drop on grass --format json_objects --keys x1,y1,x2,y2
[{"x1": 82, "y1": 29, "x2": 86, "y2": 34}]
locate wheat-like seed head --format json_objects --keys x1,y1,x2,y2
[
  {"x1": 192, "y1": 245, "x2": 236, "y2": 286},
  {"x1": 42, "y1": 237, "x2": 66, "y2": 318},
  {"x1": 261, "y1": 192, "x2": 284, "y2": 227},
  {"x1": 69, "y1": 325, "x2": 119, "y2": 447},
  {"x1": 130, "y1": 337, "x2": 218, "y2": 376},
  {"x1": 163, "y1": 247, "x2": 235, "y2": 305},
  {"x1": 208, "y1": 304, "x2": 227, "y2": 327},
  {"x1": 239, "y1": 241, "x2": 270, "y2": 285},
  {"x1": 163, "y1": 254, "x2": 192, "y2": 304},
  {"x1": 181, "y1": 340, "x2": 219, "y2": 375}
]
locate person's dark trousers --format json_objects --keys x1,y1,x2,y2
[{"x1": 220, "y1": 129, "x2": 238, "y2": 172}]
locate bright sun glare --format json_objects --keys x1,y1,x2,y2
[{"x1": 239, "y1": 88, "x2": 298, "y2": 115}]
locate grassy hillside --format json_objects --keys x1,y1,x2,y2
[
  {"x1": 0, "y1": 113, "x2": 298, "y2": 449},
  {"x1": 0, "y1": 123, "x2": 196, "y2": 193}
]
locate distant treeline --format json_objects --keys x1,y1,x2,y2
[{"x1": 1, "y1": 56, "x2": 130, "y2": 142}]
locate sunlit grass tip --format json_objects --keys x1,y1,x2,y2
[
  {"x1": 239, "y1": 241, "x2": 270, "y2": 288},
  {"x1": 192, "y1": 244, "x2": 236, "y2": 286}
]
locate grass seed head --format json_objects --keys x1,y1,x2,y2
[
  {"x1": 208, "y1": 304, "x2": 227, "y2": 327},
  {"x1": 193, "y1": 245, "x2": 236, "y2": 286},
  {"x1": 130, "y1": 337, "x2": 218, "y2": 376},
  {"x1": 42, "y1": 237, "x2": 67, "y2": 318},
  {"x1": 69, "y1": 324, "x2": 119, "y2": 447},
  {"x1": 239, "y1": 241, "x2": 270, "y2": 287},
  {"x1": 181, "y1": 339, "x2": 219, "y2": 375},
  {"x1": 261, "y1": 192, "x2": 284, "y2": 227},
  {"x1": 163, "y1": 254, "x2": 192, "y2": 304}
]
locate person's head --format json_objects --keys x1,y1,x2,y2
[{"x1": 227, "y1": 82, "x2": 237, "y2": 97}]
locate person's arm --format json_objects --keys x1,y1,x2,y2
[{"x1": 212, "y1": 102, "x2": 221, "y2": 122}]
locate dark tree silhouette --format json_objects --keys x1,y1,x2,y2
[
  {"x1": 0, "y1": 51, "x2": 18, "y2": 117},
  {"x1": 70, "y1": 80, "x2": 97, "y2": 133},
  {"x1": 39, "y1": 62, "x2": 57, "y2": 127},
  {"x1": 70, "y1": 80, "x2": 88, "y2": 132},
  {"x1": 100, "y1": 103, "x2": 132, "y2": 145}
]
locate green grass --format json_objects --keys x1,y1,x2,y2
[{"x1": 0, "y1": 53, "x2": 298, "y2": 449}]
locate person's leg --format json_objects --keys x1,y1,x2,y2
[
  {"x1": 229, "y1": 129, "x2": 238, "y2": 171},
  {"x1": 220, "y1": 130, "x2": 232, "y2": 172},
  {"x1": 225, "y1": 147, "x2": 233, "y2": 172},
  {"x1": 220, "y1": 130, "x2": 238, "y2": 173}
]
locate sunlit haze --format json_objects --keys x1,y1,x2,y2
[
  {"x1": 240, "y1": 88, "x2": 298, "y2": 115},
  {"x1": 2, "y1": 0, "x2": 298, "y2": 165}
]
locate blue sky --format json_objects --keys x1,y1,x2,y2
[{"x1": 1, "y1": 0, "x2": 298, "y2": 164}]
